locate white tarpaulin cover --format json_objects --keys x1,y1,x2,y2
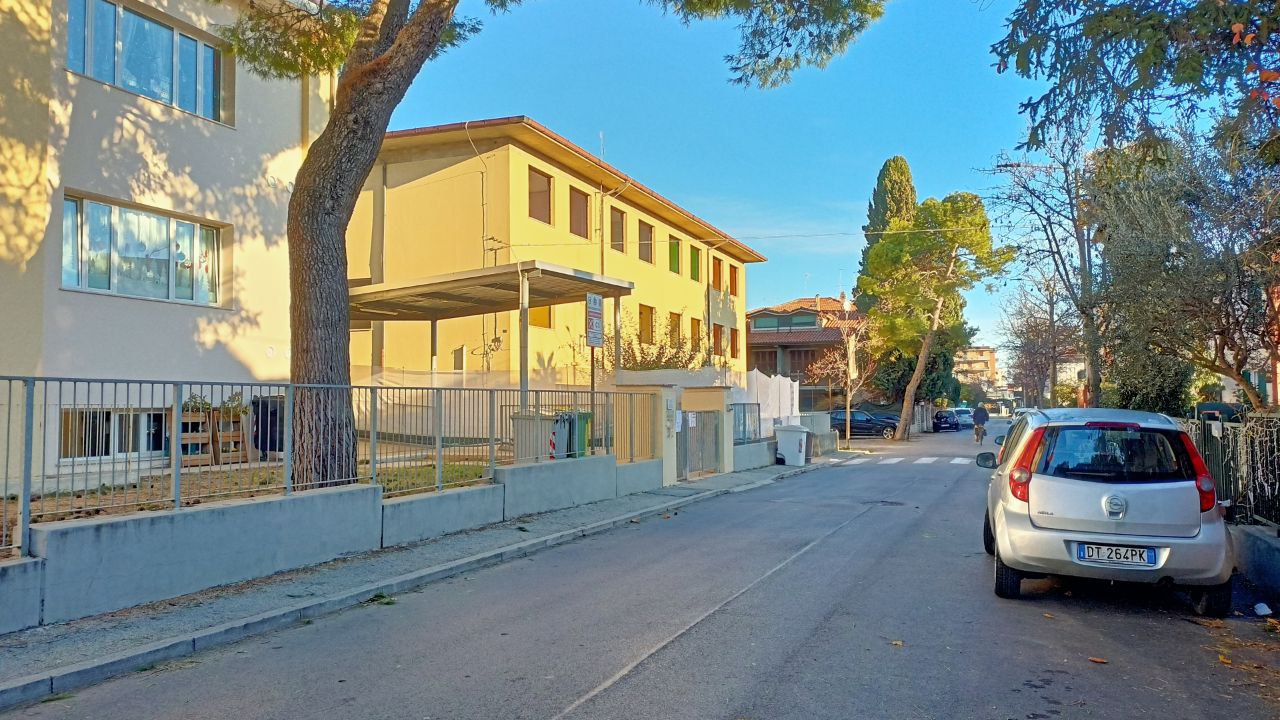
[{"x1": 732, "y1": 370, "x2": 800, "y2": 435}]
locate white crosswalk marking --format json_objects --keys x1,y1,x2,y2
[
  {"x1": 847, "y1": 458, "x2": 870, "y2": 465},
  {"x1": 879, "y1": 457, "x2": 904, "y2": 464},
  {"x1": 951, "y1": 457, "x2": 971, "y2": 464},
  {"x1": 914, "y1": 457, "x2": 938, "y2": 464}
]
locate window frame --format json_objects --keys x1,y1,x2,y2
[
  {"x1": 668, "y1": 235, "x2": 682, "y2": 274},
  {"x1": 59, "y1": 408, "x2": 167, "y2": 461},
  {"x1": 609, "y1": 207, "x2": 626, "y2": 253},
  {"x1": 638, "y1": 304, "x2": 655, "y2": 345},
  {"x1": 67, "y1": 0, "x2": 226, "y2": 123},
  {"x1": 729, "y1": 265, "x2": 740, "y2": 296},
  {"x1": 527, "y1": 167, "x2": 553, "y2": 225},
  {"x1": 730, "y1": 327, "x2": 740, "y2": 359},
  {"x1": 712, "y1": 256, "x2": 724, "y2": 291},
  {"x1": 638, "y1": 221, "x2": 654, "y2": 264},
  {"x1": 689, "y1": 246, "x2": 701, "y2": 282},
  {"x1": 62, "y1": 195, "x2": 223, "y2": 306},
  {"x1": 568, "y1": 186, "x2": 590, "y2": 239},
  {"x1": 712, "y1": 324, "x2": 725, "y2": 356}
]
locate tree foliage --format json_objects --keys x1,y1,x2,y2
[
  {"x1": 998, "y1": 266, "x2": 1082, "y2": 408},
  {"x1": 993, "y1": 1, "x2": 1280, "y2": 150},
  {"x1": 1088, "y1": 126, "x2": 1280, "y2": 409},
  {"x1": 859, "y1": 192, "x2": 1011, "y2": 437},
  {"x1": 857, "y1": 155, "x2": 917, "y2": 313}
]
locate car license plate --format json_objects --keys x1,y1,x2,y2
[{"x1": 1077, "y1": 543, "x2": 1156, "y2": 566}]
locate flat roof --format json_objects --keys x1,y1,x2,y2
[
  {"x1": 382, "y1": 116, "x2": 766, "y2": 265},
  {"x1": 349, "y1": 261, "x2": 633, "y2": 322}
]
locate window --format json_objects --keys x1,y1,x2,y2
[
  {"x1": 752, "y1": 316, "x2": 778, "y2": 330},
  {"x1": 690, "y1": 317, "x2": 702, "y2": 348},
  {"x1": 669, "y1": 312, "x2": 681, "y2": 345},
  {"x1": 689, "y1": 246, "x2": 701, "y2": 282},
  {"x1": 528, "y1": 168, "x2": 552, "y2": 224},
  {"x1": 638, "y1": 221, "x2": 654, "y2": 263},
  {"x1": 638, "y1": 304, "x2": 655, "y2": 344},
  {"x1": 729, "y1": 265, "x2": 740, "y2": 296},
  {"x1": 1040, "y1": 426, "x2": 1193, "y2": 483},
  {"x1": 68, "y1": 1, "x2": 225, "y2": 121},
  {"x1": 62, "y1": 197, "x2": 221, "y2": 304},
  {"x1": 610, "y1": 207, "x2": 626, "y2": 252},
  {"x1": 730, "y1": 327, "x2": 740, "y2": 359},
  {"x1": 668, "y1": 235, "x2": 681, "y2": 274},
  {"x1": 713, "y1": 324, "x2": 724, "y2": 356},
  {"x1": 60, "y1": 409, "x2": 164, "y2": 459},
  {"x1": 569, "y1": 187, "x2": 589, "y2": 238},
  {"x1": 529, "y1": 306, "x2": 552, "y2": 329},
  {"x1": 712, "y1": 256, "x2": 723, "y2": 291},
  {"x1": 792, "y1": 314, "x2": 818, "y2": 328}
]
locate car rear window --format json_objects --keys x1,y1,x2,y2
[{"x1": 1038, "y1": 426, "x2": 1195, "y2": 483}]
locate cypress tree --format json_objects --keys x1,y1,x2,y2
[{"x1": 857, "y1": 156, "x2": 917, "y2": 311}]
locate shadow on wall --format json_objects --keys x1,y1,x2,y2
[{"x1": 0, "y1": 0, "x2": 54, "y2": 271}]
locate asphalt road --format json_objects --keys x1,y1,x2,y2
[{"x1": 12, "y1": 423, "x2": 1274, "y2": 720}]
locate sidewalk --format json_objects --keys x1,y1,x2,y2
[{"x1": 0, "y1": 456, "x2": 849, "y2": 709}]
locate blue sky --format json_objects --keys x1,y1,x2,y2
[{"x1": 390, "y1": 0, "x2": 1045, "y2": 349}]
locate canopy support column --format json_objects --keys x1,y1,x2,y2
[{"x1": 519, "y1": 270, "x2": 530, "y2": 409}]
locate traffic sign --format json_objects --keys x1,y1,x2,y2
[{"x1": 586, "y1": 293, "x2": 604, "y2": 348}]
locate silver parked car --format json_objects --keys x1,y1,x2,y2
[
  {"x1": 978, "y1": 408, "x2": 1235, "y2": 616},
  {"x1": 954, "y1": 408, "x2": 975, "y2": 428}
]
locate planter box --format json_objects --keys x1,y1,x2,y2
[{"x1": 213, "y1": 410, "x2": 253, "y2": 464}]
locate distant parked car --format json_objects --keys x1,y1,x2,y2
[
  {"x1": 978, "y1": 408, "x2": 1235, "y2": 616},
  {"x1": 954, "y1": 408, "x2": 975, "y2": 428},
  {"x1": 933, "y1": 409, "x2": 960, "y2": 433},
  {"x1": 830, "y1": 409, "x2": 897, "y2": 440}
]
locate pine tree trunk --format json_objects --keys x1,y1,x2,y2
[
  {"x1": 1080, "y1": 312, "x2": 1103, "y2": 408},
  {"x1": 287, "y1": 1, "x2": 457, "y2": 487},
  {"x1": 895, "y1": 247, "x2": 957, "y2": 440}
]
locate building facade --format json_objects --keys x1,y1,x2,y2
[
  {"x1": 345, "y1": 117, "x2": 764, "y2": 387},
  {"x1": 954, "y1": 346, "x2": 1000, "y2": 389},
  {"x1": 746, "y1": 297, "x2": 854, "y2": 410},
  {"x1": 0, "y1": 0, "x2": 331, "y2": 381}
]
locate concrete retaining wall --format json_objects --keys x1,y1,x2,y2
[
  {"x1": 496, "y1": 454, "x2": 618, "y2": 519},
  {"x1": 30, "y1": 484, "x2": 383, "y2": 624},
  {"x1": 381, "y1": 485, "x2": 505, "y2": 548},
  {"x1": 616, "y1": 459, "x2": 663, "y2": 496},
  {"x1": 733, "y1": 441, "x2": 776, "y2": 471},
  {"x1": 811, "y1": 430, "x2": 839, "y2": 457},
  {"x1": 0, "y1": 558, "x2": 43, "y2": 634},
  {"x1": 1230, "y1": 524, "x2": 1280, "y2": 600}
]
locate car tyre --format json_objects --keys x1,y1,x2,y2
[
  {"x1": 1190, "y1": 577, "x2": 1233, "y2": 618},
  {"x1": 982, "y1": 514, "x2": 995, "y2": 556},
  {"x1": 881, "y1": 427, "x2": 895, "y2": 440},
  {"x1": 993, "y1": 550, "x2": 1022, "y2": 599}
]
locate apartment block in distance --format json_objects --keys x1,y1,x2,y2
[
  {"x1": 0, "y1": 0, "x2": 333, "y2": 381},
  {"x1": 954, "y1": 346, "x2": 1000, "y2": 389},
  {"x1": 346, "y1": 116, "x2": 765, "y2": 386}
]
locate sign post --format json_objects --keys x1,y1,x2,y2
[{"x1": 586, "y1": 293, "x2": 604, "y2": 455}]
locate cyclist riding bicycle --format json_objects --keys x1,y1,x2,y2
[{"x1": 972, "y1": 405, "x2": 990, "y2": 444}]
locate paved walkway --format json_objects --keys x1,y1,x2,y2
[{"x1": 0, "y1": 456, "x2": 849, "y2": 702}]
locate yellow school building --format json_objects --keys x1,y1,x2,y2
[{"x1": 346, "y1": 116, "x2": 765, "y2": 387}]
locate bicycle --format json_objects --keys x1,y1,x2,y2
[{"x1": 974, "y1": 423, "x2": 986, "y2": 444}]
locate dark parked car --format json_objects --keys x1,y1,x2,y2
[
  {"x1": 932, "y1": 409, "x2": 960, "y2": 433},
  {"x1": 871, "y1": 412, "x2": 900, "y2": 423},
  {"x1": 831, "y1": 410, "x2": 897, "y2": 439}
]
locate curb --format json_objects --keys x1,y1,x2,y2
[{"x1": 0, "y1": 460, "x2": 837, "y2": 711}]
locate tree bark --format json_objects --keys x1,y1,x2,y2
[
  {"x1": 288, "y1": 0, "x2": 458, "y2": 487},
  {"x1": 895, "y1": 246, "x2": 958, "y2": 440},
  {"x1": 1080, "y1": 310, "x2": 1103, "y2": 408}
]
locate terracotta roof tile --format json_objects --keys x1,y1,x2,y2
[{"x1": 746, "y1": 328, "x2": 843, "y2": 346}]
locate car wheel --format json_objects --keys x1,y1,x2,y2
[
  {"x1": 1191, "y1": 577, "x2": 1233, "y2": 618},
  {"x1": 982, "y1": 514, "x2": 995, "y2": 556},
  {"x1": 881, "y1": 427, "x2": 895, "y2": 440},
  {"x1": 931, "y1": 423, "x2": 939, "y2": 433},
  {"x1": 993, "y1": 550, "x2": 1022, "y2": 599}
]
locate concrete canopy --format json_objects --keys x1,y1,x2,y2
[
  {"x1": 348, "y1": 260, "x2": 633, "y2": 323},
  {"x1": 348, "y1": 260, "x2": 633, "y2": 404}
]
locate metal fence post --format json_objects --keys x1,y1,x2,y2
[
  {"x1": 19, "y1": 380, "x2": 34, "y2": 556},
  {"x1": 283, "y1": 385, "x2": 295, "y2": 495},
  {"x1": 369, "y1": 387, "x2": 379, "y2": 485},
  {"x1": 629, "y1": 394, "x2": 637, "y2": 463},
  {"x1": 534, "y1": 390, "x2": 542, "y2": 463},
  {"x1": 170, "y1": 382, "x2": 183, "y2": 510},
  {"x1": 434, "y1": 388, "x2": 444, "y2": 492},
  {"x1": 488, "y1": 389, "x2": 497, "y2": 478}
]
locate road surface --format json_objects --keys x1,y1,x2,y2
[{"x1": 11, "y1": 422, "x2": 1273, "y2": 719}]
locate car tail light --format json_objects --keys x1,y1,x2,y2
[
  {"x1": 1008, "y1": 427, "x2": 1046, "y2": 503},
  {"x1": 1179, "y1": 432, "x2": 1217, "y2": 513}
]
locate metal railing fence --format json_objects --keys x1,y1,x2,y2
[
  {"x1": 729, "y1": 403, "x2": 761, "y2": 445},
  {"x1": 0, "y1": 376, "x2": 658, "y2": 555},
  {"x1": 1180, "y1": 415, "x2": 1280, "y2": 526}
]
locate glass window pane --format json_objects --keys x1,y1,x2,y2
[
  {"x1": 120, "y1": 9, "x2": 173, "y2": 103},
  {"x1": 85, "y1": 201, "x2": 112, "y2": 290},
  {"x1": 67, "y1": 0, "x2": 86, "y2": 72},
  {"x1": 62, "y1": 199, "x2": 80, "y2": 287},
  {"x1": 117, "y1": 208, "x2": 169, "y2": 299},
  {"x1": 638, "y1": 222, "x2": 653, "y2": 263},
  {"x1": 609, "y1": 208, "x2": 625, "y2": 252},
  {"x1": 173, "y1": 221, "x2": 194, "y2": 300},
  {"x1": 668, "y1": 236, "x2": 680, "y2": 273},
  {"x1": 177, "y1": 35, "x2": 197, "y2": 112},
  {"x1": 91, "y1": 0, "x2": 116, "y2": 83},
  {"x1": 200, "y1": 44, "x2": 220, "y2": 120},
  {"x1": 569, "y1": 188, "x2": 588, "y2": 238},
  {"x1": 198, "y1": 226, "x2": 218, "y2": 303},
  {"x1": 528, "y1": 168, "x2": 551, "y2": 223},
  {"x1": 689, "y1": 247, "x2": 700, "y2": 281}
]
